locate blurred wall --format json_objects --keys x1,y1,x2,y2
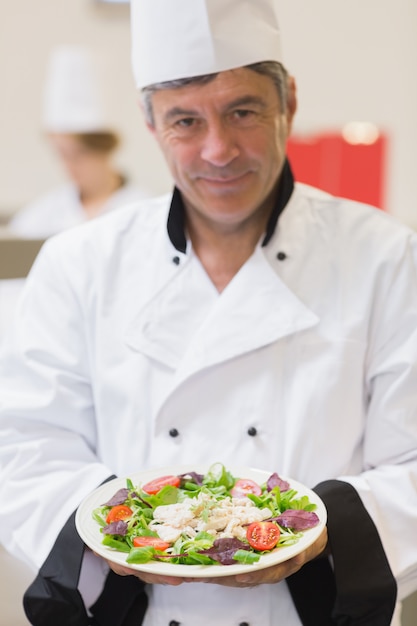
[
  {"x1": 1, "y1": 0, "x2": 417, "y2": 226},
  {"x1": 279, "y1": 0, "x2": 417, "y2": 229}
]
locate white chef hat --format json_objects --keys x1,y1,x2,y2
[
  {"x1": 130, "y1": 0, "x2": 283, "y2": 89},
  {"x1": 42, "y1": 45, "x2": 112, "y2": 133}
]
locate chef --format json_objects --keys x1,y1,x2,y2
[
  {"x1": 0, "y1": 1, "x2": 416, "y2": 625},
  {"x1": 0, "y1": 44, "x2": 150, "y2": 342},
  {"x1": 10, "y1": 44, "x2": 149, "y2": 237}
]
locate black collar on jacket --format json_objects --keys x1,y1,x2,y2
[{"x1": 167, "y1": 158, "x2": 295, "y2": 254}]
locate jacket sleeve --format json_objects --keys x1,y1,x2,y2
[
  {"x1": 287, "y1": 480, "x2": 397, "y2": 626},
  {"x1": 340, "y1": 232, "x2": 417, "y2": 601},
  {"x1": 0, "y1": 237, "x2": 112, "y2": 570},
  {"x1": 22, "y1": 476, "x2": 149, "y2": 626},
  {"x1": 287, "y1": 228, "x2": 417, "y2": 623}
]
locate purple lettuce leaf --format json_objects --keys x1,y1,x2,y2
[
  {"x1": 102, "y1": 520, "x2": 129, "y2": 536},
  {"x1": 271, "y1": 509, "x2": 320, "y2": 531},
  {"x1": 198, "y1": 537, "x2": 251, "y2": 565},
  {"x1": 179, "y1": 471, "x2": 204, "y2": 487},
  {"x1": 102, "y1": 488, "x2": 130, "y2": 507},
  {"x1": 267, "y1": 472, "x2": 290, "y2": 493}
]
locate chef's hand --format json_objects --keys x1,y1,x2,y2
[{"x1": 104, "y1": 527, "x2": 328, "y2": 588}]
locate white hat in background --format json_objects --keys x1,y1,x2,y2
[
  {"x1": 42, "y1": 45, "x2": 112, "y2": 132},
  {"x1": 130, "y1": 0, "x2": 283, "y2": 89}
]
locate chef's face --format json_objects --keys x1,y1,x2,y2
[
  {"x1": 47, "y1": 133, "x2": 110, "y2": 187},
  {"x1": 147, "y1": 67, "x2": 296, "y2": 232}
]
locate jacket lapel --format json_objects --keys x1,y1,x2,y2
[
  {"x1": 174, "y1": 246, "x2": 318, "y2": 384},
  {"x1": 124, "y1": 245, "x2": 318, "y2": 380}
]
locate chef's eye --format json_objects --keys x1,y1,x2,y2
[
  {"x1": 230, "y1": 109, "x2": 258, "y2": 126},
  {"x1": 176, "y1": 117, "x2": 196, "y2": 128},
  {"x1": 233, "y1": 109, "x2": 255, "y2": 119}
]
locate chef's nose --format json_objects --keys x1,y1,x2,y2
[{"x1": 200, "y1": 120, "x2": 239, "y2": 167}]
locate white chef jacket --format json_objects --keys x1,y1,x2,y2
[
  {"x1": 0, "y1": 180, "x2": 151, "y2": 342},
  {"x1": 0, "y1": 182, "x2": 416, "y2": 626}
]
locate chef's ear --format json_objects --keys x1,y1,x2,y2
[
  {"x1": 286, "y1": 76, "x2": 297, "y2": 135},
  {"x1": 146, "y1": 120, "x2": 157, "y2": 136},
  {"x1": 137, "y1": 94, "x2": 157, "y2": 135}
]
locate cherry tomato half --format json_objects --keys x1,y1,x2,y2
[
  {"x1": 231, "y1": 478, "x2": 262, "y2": 498},
  {"x1": 141, "y1": 475, "x2": 181, "y2": 495},
  {"x1": 133, "y1": 536, "x2": 171, "y2": 551},
  {"x1": 246, "y1": 521, "x2": 280, "y2": 551},
  {"x1": 106, "y1": 505, "x2": 133, "y2": 524}
]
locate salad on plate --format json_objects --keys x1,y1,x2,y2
[{"x1": 91, "y1": 463, "x2": 321, "y2": 568}]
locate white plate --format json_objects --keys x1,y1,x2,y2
[{"x1": 75, "y1": 465, "x2": 327, "y2": 578}]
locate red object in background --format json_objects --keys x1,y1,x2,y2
[{"x1": 287, "y1": 131, "x2": 387, "y2": 210}]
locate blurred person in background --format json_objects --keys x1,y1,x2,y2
[
  {"x1": 11, "y1": 44, "x2": 150, "y2": 236},
  {"x1": 10, "y1": 129, "x2": 137, "y2": 236},
  {"x1": 0, "y1": 45, "x2": 151, "y2": 338}
]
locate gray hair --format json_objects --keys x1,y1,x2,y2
[{"x1": 140, "y1": 61, "x2": 289, "y2": 127}]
